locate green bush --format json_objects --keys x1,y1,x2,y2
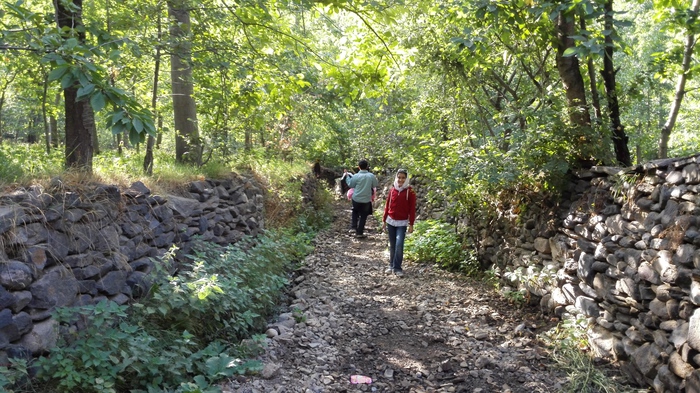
[
  {"x1": 405, "y1": 219, "x2": 479, "y2": 275},
  {"x1": 32, "y1": 227, "x2": 314, "y2": 393},
  {"x1": 543, "y1": 316, "x2": 633, "y2": 393},
  {"x1": 0, "y1": 143, "x2": 64, "y2": 184},
  {"x1": 0, "y1": 358, "x2": 30, "y2": 393}
]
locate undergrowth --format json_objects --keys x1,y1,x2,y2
[
  {"x1": 405, "y1": 219, "x2": 480, "y2": 276},
  {"x1": 0, "y1": 143, "x2": 64, "y2": 188},
  {"x1": 0, "y1": 143, "x2": 238, "y2": 192},
  {"x1": 0, "y1": 225, "x2": 316, "y2": 393},
  {"x1": 542, "y1": 316, "x2": 640, "y2": 393}
]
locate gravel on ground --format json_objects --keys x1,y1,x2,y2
[{"x1": 223, "y1": 201, "x2": 570, "y2": 393}]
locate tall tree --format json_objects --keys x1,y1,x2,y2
[
  {"x1": 601, "y1": 0, "x2": 630, "y2": 166},
  {"x1": 53, "y1": 0, "x2": 95, "y2": 172},
  {"x1": 658, "y1": 0, "x2": 700, "y2": 158},
  {"x1": 556, "y1": 10, "x2": 592, "y2": 132},
  {"x1": 144, "y1": 4, "x2": 163, "y2": 175},
  {"x1": 167, "y1": 0, "x2": 201, "y2": 165},
  {"x1": 0, "y1": 70, "x2": 19, "y2": 138}
]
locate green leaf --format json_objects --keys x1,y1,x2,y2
[
  {"x1": 193, "y1": 374, "x2": 208, "y2": 388},
  {"x1": 77, "y1": 72, "x2": 91, "y2": 87},
  {"x1": 90, "y1": 92, "x2": 106, "y2": 112},
  {"x1": 48, "y1": 65, "x2": 70, "y2": 82},
  {"x1": 132, "y1": 117, "x2": 144, "y2": 133},
  {"x1": 64, "y1": 38, "x2": 79, "y2": 49},
  {"x1": 109, "y1": 50, "x2": 122, "y2": 62},
  {"x1": 111, "y1": 121, "x2": 127, "y2": 135},
  {"x1": 144, "y1": 120, "x2": 157, "y2": 137},
  {"x1": 562, "y1": 47, "x2": 579, "y2": 57},
  {"x1": 109, "y1": 111, "x2": 125, "y2": 127},
  {"x1": 76, "y1": 84, "x2": 95, "y2": 100},
  {"x1": 205, "y1": 355, "x2": 240, "y2": 377},
  {"x1": 60, "y1": 73, "x2": 74, "y2": 89},
  {"x1": 129, "y1": 128, "x2": 144, "y2": 145}
]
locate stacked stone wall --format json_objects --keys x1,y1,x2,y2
[
  {"x1": 0, "y1": 174, "x2": 264, "y2": 362},
  {"x1": 458, "y1": 154, "x2": 700, "y2": 392}
]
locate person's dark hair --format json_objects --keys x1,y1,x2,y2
[
  {"x1": 358, "y1": 159, "x2": 369, "y2": 170},
  {"x1": 397, "y1": 169, "x2": 407, "y2": 176}
]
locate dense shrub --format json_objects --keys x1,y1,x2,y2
[
  {"x1": 24, "y1": 228, "x2": 315, "y2": 393},
  {"x1": 405, "y1": 219, "x2": 479, "y2": 276}
]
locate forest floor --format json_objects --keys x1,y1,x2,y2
[{"x1": 221, "y1": 200, "x2": 626, "y2": 393}]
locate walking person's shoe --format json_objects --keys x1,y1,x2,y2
[
  {"x1": 394, "y1": 270, "x2": 404, "y2": 277},
  {"x1": 354, "y1": 233, "x2": 367, "y2": 239},
  {"x1": 385, "y1": 267, "x2": 394, "y2": 274}
]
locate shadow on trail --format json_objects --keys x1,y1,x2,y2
[
  {"x1": 226, "y1": 199, "x2": 568, "y2": 393},
  {"x1": 306, "y1": 200, "x2": 562, "y2": 392}
]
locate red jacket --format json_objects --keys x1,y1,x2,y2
[{"x1": 383, "y1": 186, "x2": 416, "y2": 226}]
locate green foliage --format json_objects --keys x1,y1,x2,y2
[
  {"x1": 608, "y1": 172, "x2": 640, "y2": 203},
  {"x1": 502, "y1": 289, "x2": 526, "y2": 307},
  {"x1": 2, "y1": 0, "x2": 700, "y2": 180},
  {"x1": 482, "y1": 268, "x2": 501, "y2": 289},
  {"x1": 34, "y1": 287, "x2": 261, "y2": 393},
  {"x1": 292, "y1": 307, "x2": 307, "y2": 324},
  {"x1": 0, "y1": 143, "x2": 64, "y2": 184},
  {"x1": 542, "y1": 316, "x2": 633, "y2": 393},
  {"x1": 92, "y1": 149, "x2": 233, "y2": 186},
  {"x1": 405, "y1": 219, "x2": 479, "y2": 275},
  {"x1": 32, "y1": 226, "x2": 315, "y2": 393},
  {"x1": 298, "y1": 189, "x2": 335, "y2": 235},
  {"x1": 3, "y1": 1, "x2": 156, "y2": 146},
  {"x1": 232, "y1": 149, "x2": 309, "y2": 196},
  {"x1": 503, "y1": 263, "x2": 558, "y2": 296},
  {"x1": 145, "y1": 230, "x2": 307, "y2": 342},
  {"x1": 0, "y1": 358, "x2": 30, "y2": 393},
  {"x1": 230, "y1": 149, "x2": 335, "y2": 229}
]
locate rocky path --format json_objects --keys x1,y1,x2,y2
[{"x1": 223, "y1": 202, "x2": 568, "y2": 393}]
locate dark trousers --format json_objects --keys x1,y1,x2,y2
[{"x1": 351, "y1": 200, "x2": 372, "y2": 235}]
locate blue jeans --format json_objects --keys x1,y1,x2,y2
[{"x1": 387, "y1": 224, "x2": 407, "y2": 271}]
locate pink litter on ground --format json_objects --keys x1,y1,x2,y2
[{"x1": 349, "y1": 375, "x2": 372, "y2": 384}]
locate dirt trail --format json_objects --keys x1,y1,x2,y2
[{"x1": 224, "y1": 201, "x2": 568, "y2": 393}]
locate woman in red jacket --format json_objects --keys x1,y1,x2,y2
[{"x1": 381, "y1": 169, "x2": 416, "y2": 277}]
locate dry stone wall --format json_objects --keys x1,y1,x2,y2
[
  {"x1": 0, "y1": 174, "x2": 264, "y2": 363},
  {"x1": 462, "y1": 154, "x2": 700, "y2": 392}
]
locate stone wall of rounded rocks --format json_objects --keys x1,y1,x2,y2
[
  {"x1": 0, "y1": 174, "x2": 264, "y2": 362},
  {"x1": 447, "y1": 154, "x2": 700, "y2": 392}
]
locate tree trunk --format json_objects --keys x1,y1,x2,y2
[
  {"x1": 555, "y1": 11, "x2": 591, "y2": 129},
  {"x1": 555, "y1": 10, "x2": 594, "y2": 167},
  {"x1": 91, "y1": 118, "x2": 100, "y2": 155},
  {"x1": 156, "y1": 115, "x2": 163, "y2": 148},
  {"x1": 63, "y1": 87, "x2": 94, "y2": 171},
  {"x1": 0, "y1": 71, "x2": 17, "y2": 139},
  {"x1": 50, "y1": 93, "x2": 60, "y2": 148},
  {"x1": 168, "y1": 0, "x2": 201, "y2": 165},
  {"x1": 145, "y1": 5, "x2": 162, "y2": 176},
  {"x1": 42, "y1": 74, "x2": 51, "y2": 153},
  {"x1": 0, "y1": 95, "x2": 4, "y2": 140},
  {"x1": 245, "y1": 128, "x2": 252, "y2": 152},
  {"x1": 581, "y1": 15, "x2": 602, "y2": 123},
  {"x1": 602, "y1": 0, "x2": 630, "y2": 166},
  {"x1": 659, "y1": 0, "x2": 700, "y2": 158},
  {"x1": 54, "y1": 0, "x2": 94, "y2": 172},
  {"x1": 28, "y1": 115, "x2": 41, "y2": 143}
]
